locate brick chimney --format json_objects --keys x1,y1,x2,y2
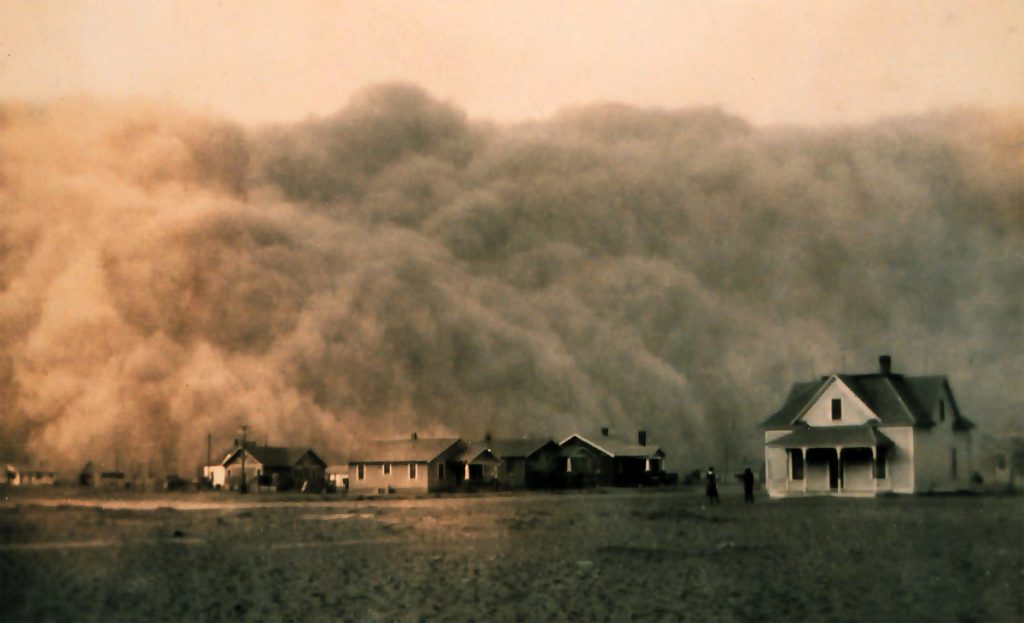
[
  {"x1": 879, "y1": 355, "x2": 892, "y2": 375},
  {"x1": 601, "y1": 427, "x2": 609, "y2": 437},
  {"x1": 638, "y1": 430, "x2": 647, "y2": 447}
]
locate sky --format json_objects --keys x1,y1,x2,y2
[
  {"x1": 3, "y1": 0, "x2": 1022, "y2": 126},
  {"x1": 1, "y1": 1, "x2": 1021, "y2": 472}
]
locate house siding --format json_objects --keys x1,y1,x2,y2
[
  {"x1": 800, "y1": 378, "x2": 880, "y2": 427},
  {"x1": 879, "y1": 426, "x2": 914, "y2": 494},
  {"x1": 349, "y1": 461, "x2": 430, "y2": 494},
  {"x1": 559, "y1": 438, "x2": 614, "y2": 487},
  {"x1": 223, "y1": 454, "x2": 264, "y2": 491},
  {"x1": 524, "y1": 445, "x2": 562, "y2": 489},
  {"x1": 913, "y1": 383, "x2": 973, "y2": 492},
  {"x1": 203, "y1": 465, "x2": 227, "y2": 489},
  {"x1": 427, "y1": 457, "x2": 460, "y2": 492},
  {"x1": 764, "y1": 425, "x2": 915, "y2": 497},
  {"x1": 292, "y1": 453, "x2": 327, "y2": 492},
  {"x1": 764, "y1": 430, "x2": 790, "y2": 497},
  {"x1": 914, "y1": 428, "x2": 972, "y2": 492},
  {"x1": 499, "y1": 457, "x2": 527, "y2": 489}
]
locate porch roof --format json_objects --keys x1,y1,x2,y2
[{"x1": 767, "y1": 425, "x2": 895, "y2": 449}]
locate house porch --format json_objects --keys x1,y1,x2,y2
[{"x1": 767, "y1": 426, "x2": 893, "y2": 497}]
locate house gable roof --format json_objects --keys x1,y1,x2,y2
[
  {"x1": 458, "y1": 447, "x2": 500, "y2": 464},
  {"x1": 559, "y1": 434, "x2": 665, "y2": 459},
  {"x1": 472, "y1": 438, "x2": 559, "y2": 460},
  {"x1": 348, "y1": 438, "x2": 465, "y2": 463},
  {"x1": 222, "y1": 444, "x2": 325, "y2": 468},
  {"x1": 762, "y1": 372, "x2": 973, "y2": 430}
]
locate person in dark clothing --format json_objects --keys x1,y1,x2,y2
[
  {"x1": 740, "y1": 467, "x2": 755, "y2": 503},
  {"x1": 705, "y1": 466, "x2": 720, "y2": 504}
]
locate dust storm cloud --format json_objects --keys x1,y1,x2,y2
[{"x1": 1, "y1": 85, "x2": 1021, "y2": 474}]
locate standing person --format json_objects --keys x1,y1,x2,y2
[
  {"x1": 706, "y1": 466, "x2": 720, "y2": 504},
  {"x1": 741, "y1": 467, "x2": 755, "y2": 503}
]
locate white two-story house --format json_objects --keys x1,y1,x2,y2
[{"x1": 762, "y1": 355, "x2": 974, "y2": 497}]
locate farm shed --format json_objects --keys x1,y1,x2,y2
[{"x1": 762, "y1": 355, "x2": 974, "y2": 497}]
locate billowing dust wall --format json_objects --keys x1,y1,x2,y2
[{"x1": 1, "y1": 85, "x2": 1021, "y2": 474}]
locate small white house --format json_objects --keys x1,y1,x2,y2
[
  {"x1": 326, "y1": 466, "x2": 349, "y2": 492},
  {"x1": 762, "y1": 355, "x2": 974, "y2": 497},
  {"x1": 203, "y1": 464, "x2": 227, "y2": 489}
]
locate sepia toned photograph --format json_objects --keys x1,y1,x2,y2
[{"x1": 1, "y1": 1, "x2": 1022, "y2": 621}]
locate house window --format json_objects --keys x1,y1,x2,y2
[
  {"x1": 790, "y1": 450, "x2": 804, "y2": 480},
  {"x1": 438, "y1": 463, "x2": 445, "y2": 480},
  {"x1": 566, "y1": 457, "x2": 572, "y2": 473},
  {"x1": 645, "y1": 459, "x2": 651, "y2": 472},
  {"x1": 874, "y1": 448, "x2": 887, "y2": 479},
  {"x1": 939, "y1": 400, "x2": 945, "y2": 422},
  {"x1": 831, "y1": 399, "x2": 842, "y2": 421},
  {"x1": 951, "y1": 447, "x2": 958, "y2": 479},
  {"x1": 409, "y1": 463, "x2": 417, "y2": 479},
  {"x1": 357, "y1": 464, "x2": 364, "y2": 480},
  {"x1": 383, "y1": 463, "x2": 391, "y2": 475}
]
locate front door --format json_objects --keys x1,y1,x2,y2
[{"x1": 828, "y1": 452, "x2": 839, "y2": 490}]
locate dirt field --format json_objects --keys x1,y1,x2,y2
[{"x1": 1, "y1": 487, "x2": 1021, "y2": 622}]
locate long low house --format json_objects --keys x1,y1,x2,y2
[
  {"x1": 349, "y1": 429, "x2": 669, "y2": 494},
  {"x1": 3, "y1": 464, "x2": 56, "y2": 486},
  {"x1": 762, "y1": 355, "x2": 974, "y2": 497},
  {"x1": 348, "y1": 435, "x2": 467, "y2": 494}
]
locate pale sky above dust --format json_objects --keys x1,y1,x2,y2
[{"x1": 3, "y1": 0, "x2": 1023, "y2": 125}]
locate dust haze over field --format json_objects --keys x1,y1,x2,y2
[{"x1": 1, "y1": 85, "x2": 1021, "y2": 475}]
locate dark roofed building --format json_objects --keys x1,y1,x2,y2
[
  {"x1": 559, "y1": 429, "x2": 667, "y2": 487},
  {"x1": 458, "y1": 437, "x2": 561, "y2": 489},
  {"x1": 762, "y1": 355, "x2": 974, "y2": 497},
  {"x1": 222, "y1": 443, "x2": 326, "y2": 493}
]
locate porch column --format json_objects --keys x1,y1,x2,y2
[
  {"x1": 786, "y1": 450, "x2": 793, "y2": 493},
  {"x1": 836, "y1": 446, "x2": 843, "y2": 492},
  {"x1": 801, "y1": 447, "x2": 807, "y2": 494},
  {"x1": 871, "y1": 447, "x2": 878, "y2": 495}
]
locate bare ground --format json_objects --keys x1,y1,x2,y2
[{"x1": 1, "y1": 487, "x2": 1021, "y2": 622}]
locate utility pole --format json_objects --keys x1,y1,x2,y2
[
  {"x1": 206, "y1": 433, "x2": 212, "y2": 488},
  {"x1": 240, "y1": 424, "x2": 248, "y2": 494}
]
